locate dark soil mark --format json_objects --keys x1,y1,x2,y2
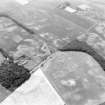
[
  {"x1": 58, "y1": 39, "x2": 105, "y2": 71},
  {"x1": 0, "y1": 48, "x2": 31, "y2": 92}
]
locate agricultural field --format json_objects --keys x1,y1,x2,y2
[{"x1": 0, "y1": 0, "x2": 105, "y2": 105}]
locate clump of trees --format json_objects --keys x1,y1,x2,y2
[{"x1": 0, "y1": 48, "x2": 31, "y2": 92}]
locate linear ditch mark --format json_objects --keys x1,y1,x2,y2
[{"x1": 0, "y1": 13, "x2": 35, "y2": 34}]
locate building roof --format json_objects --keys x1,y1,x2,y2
[{"x1": 64, "y1": 6, "x2": 77, "y2": 13}]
